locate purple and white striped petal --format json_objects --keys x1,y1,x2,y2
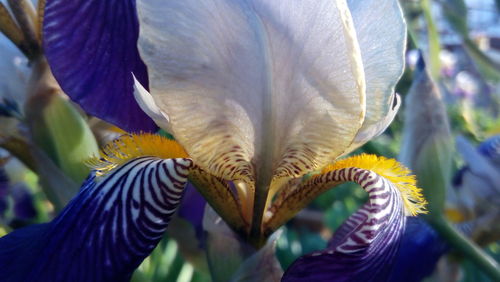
[
  {"x1": 0, "y1": 157, "x2": 192, "y2": 281},
  {"x1": 282, "y1": 167, "x2": 407, "y2": 282},
  {"x1": 43, "y1": 0, "x2": 156, "y2": 132}
]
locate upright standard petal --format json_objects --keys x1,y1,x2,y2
[
  {"x1": 282, "y1": 158, "x2": 410, "y2": 281},
  {"x1": 0, "y1": 156, "x2": 192, "y2": 281},
  {"x1": 43, "y1": 0, "x2": 156, "y2": 132},
  {"x1": 347, "y1": 0, "x2": 406, "y2": 143},
  {"x1": 136, "y1": 0, "x2": 366, "y2": 183}
]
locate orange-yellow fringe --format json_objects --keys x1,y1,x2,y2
[
  {"x1": 86, "y1": 133, "x2": 188, "y2": 176},
  {"x1": 322, "y1": 154, "x2": 427, "y2": 216}
]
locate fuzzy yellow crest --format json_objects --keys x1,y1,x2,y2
[
  {"x1": 322, "y1": 154, "x2": 427, "y2": 216},
  {"x1": 86, "y1": 133, "x2": 188, "y2": 175}
]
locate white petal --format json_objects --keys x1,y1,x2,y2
[
  {"x1": 136, "y1": 0, "x2": 366, "y2": 182},
  {"x1": 346, "y1": 0, "x2": 406, "y2": 152},
  {"x1": 132, "y1": 75, "x2": 171, "y2": 131},
  {"x1": 343, "y1": 93, "x2": 401, "y2": 155}
]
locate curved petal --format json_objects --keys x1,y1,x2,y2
[
  {"x1": 265, "y1": 154, "x2": 426, "y2": 234},
  {"x1": 136, "y1": 0, "x2": 366, "y2": 182},
  {"x1": 133, "y1": 76, "x2": 170, "y2": 130},
  {"x1": 346, "y1": 0, "x2": 406, "y2": 152},
  {"x1": 282, "y1": 166, "x2": 407, "y2": 281},
  {"x1": 343, "y1": 93, "x2": 401, "y2": 154},
  {"x1": 0, "y1": 157, "x2": 192, "y2": 281},
  {"x1": 43, "y1": 0, "x2": 156, "y2": 132}
]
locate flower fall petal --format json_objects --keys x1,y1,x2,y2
[
  {"x1": 282, "y1": 164, "x2": 409, "y2": 281},
  {"x1": 0, "y1": 157, "x2": 192, "y2": 281}
]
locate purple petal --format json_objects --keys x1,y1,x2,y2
[
  {"x1": 0, "y1": 157, "x2": 192, "y2": 281},
  {"x1": 388, "y1": 217, "x2": 448, "y2": 282},
  {"x1": 43, "y1": 0, "x2": 157, "y2": 132},
  {"x1": 283, "y1": 169, "x2": 407, "y2": 282}
]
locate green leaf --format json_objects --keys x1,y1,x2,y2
[
  {"x1": 414, "y1": 134, "x2": 452, "y2": 214},
  {"x1": 26, "y1": 92, "x2": 98, "y2": 185},
  {"x1": 441, "y1": 0, "x2": 500, "y2": 82},
  {"x1": 23, "y1": 59, "x2": 99, "y2": 186},
  {"x1": 463, "y1": 38, "x2": 500, "y2": 82},
  {"x1": 30, "y1": 146, "x2": 79, "y2": 210},
  {"x1": 441, "y1": 0, "x2": 468, "y2": 35},
  {"x1": 421, "y1": 0, "x2": 441, "y2": 80},
  {"x1": 428, "y1": 215, "x2": 500, "y2": 281}
]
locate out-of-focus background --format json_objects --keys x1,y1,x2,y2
[{"x1": 0, "y1": 0, "x2": 499, "y2": 281}]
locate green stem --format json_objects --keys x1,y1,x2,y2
[
  {"x1": 427, "y1": 215, "x2": 500, "y2": 281},
  {"x1": 421, "y1": 0, "x2": 441, "y2": 81}
]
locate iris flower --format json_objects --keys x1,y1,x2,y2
[{"x1": 0, "y1": 0, "x2": 427, "y2": 280}]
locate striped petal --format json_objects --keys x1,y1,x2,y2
[
  {"x1": 0, "y1": 157, "x2": 192, "y2": 281},
  {"x1": 282, "y1": 165, "x2": 407, "y2": 281},
  {"x1": 136, "y1": 0, "x2": 366, "y2": 183},
  {"x1": 265, "y1": 155, "x2": 426, "y2": 234},
  {"x1": 43, "y1": 0, "x2": 156, "y2": 132}
]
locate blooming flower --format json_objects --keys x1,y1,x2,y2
[{"x1": 0, "y1": 0, "x2": 427, "y2": 280}]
